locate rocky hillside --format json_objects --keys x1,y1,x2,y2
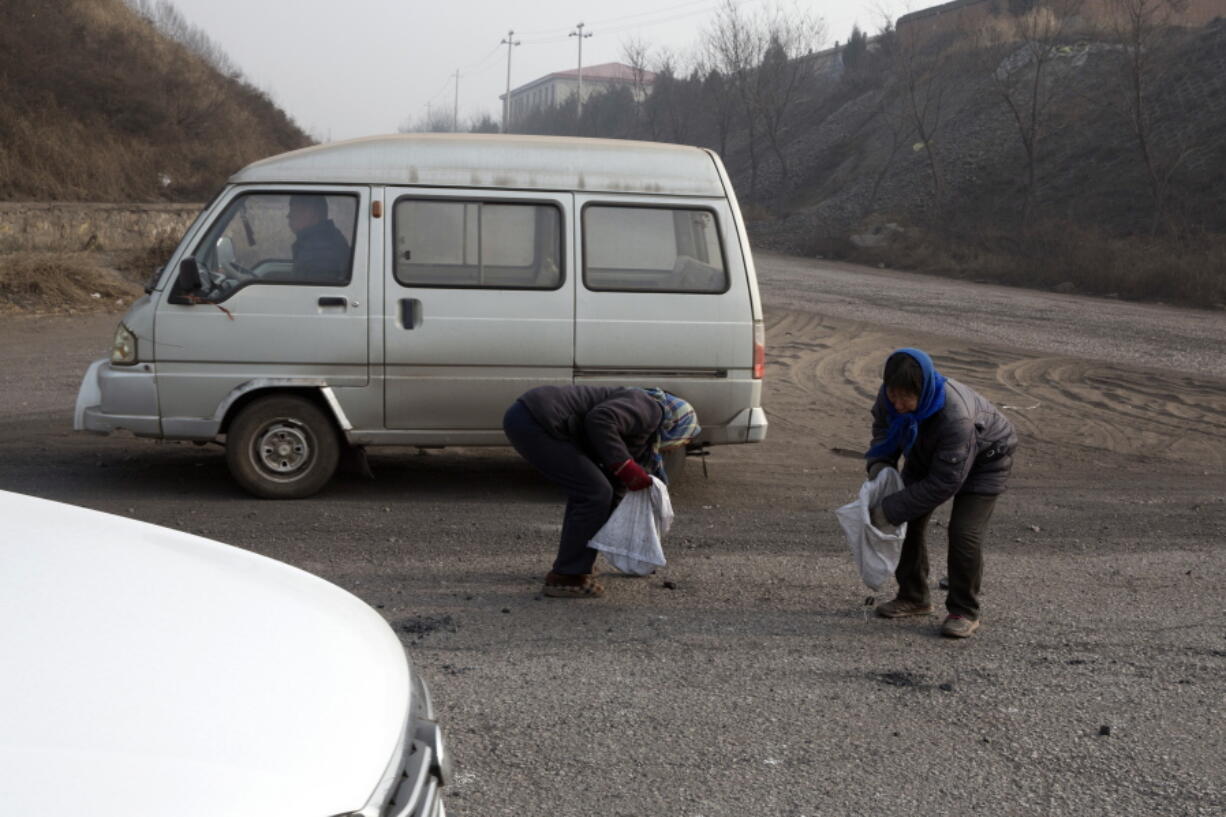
[
  {"x1": 0, "y1": 0, "x2": 310, "y2": 202},
  {"x1": 736, "y1": 21, "x2": 1226, "y2": 305}
]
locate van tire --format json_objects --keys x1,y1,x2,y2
[
  {"x1": 225, "y1": 395, "x2": 340, "y2": 499},
  {"x1": 662, "y1": 447, "x2": 687, "y2": 489}
]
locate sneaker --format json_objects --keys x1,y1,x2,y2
[
  {"x1": 542, "y1": 571, "x2": 604, "y2": 598},
  {"x1": 875, "y1": 598, "x2": 934, "y2": 618},
  {"x1": 941, "y1": 614, "x2": 980, "y2": 638}
]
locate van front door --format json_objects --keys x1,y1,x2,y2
[
  {"x1": 154, "y1": 188, "x2": 369, "y2": 433},
  {"x1": 382, "y1": 189, "x2": 573, "y2": 433}
]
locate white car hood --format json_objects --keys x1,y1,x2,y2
[{"x1": 0, "y1": 492, "x2": 410, "y2": 817}]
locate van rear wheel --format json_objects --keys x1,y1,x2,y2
[{"x1": 225, "y1": 395, "x2": 340, "y2": 499}]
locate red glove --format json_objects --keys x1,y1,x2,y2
[{"x1": 613, "y1": 459, "x2": 652, "y2": 491}]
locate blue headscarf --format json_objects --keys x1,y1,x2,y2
[
  {"x1": 865, "y1": 348, "x2": 947, "y2": 460},
  {"x1": 640, "y1": 388, "x2": 701, "y2": 480}
]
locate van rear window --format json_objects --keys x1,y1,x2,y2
[
  {"x1": 393, "y1": 199, "x2": 562, "y2": 289},
  {"x1": 583, "y1": 206, "x2": 727, "y2": 294}
]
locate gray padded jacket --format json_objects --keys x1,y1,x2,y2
[
  {"x1": 867, "y1": 378, "x2": 1017, "y2": 525},
  {"x1": 516, "y1": 385, "x2": 663, "y2": 470}
]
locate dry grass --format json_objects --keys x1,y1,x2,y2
[
  {"x1": 854, "y1": 223, "x2": 1226, "y2": 308},
  {"x1": 0, "y1": 0, "x2": 309, "y2": 202},
  {"x1": 0, "y1": 252, "x2": 143, "y2": 315}
]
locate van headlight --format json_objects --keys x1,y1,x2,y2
[{"x1": 111, "y1": 323, "x2": 137, "y2": 365}]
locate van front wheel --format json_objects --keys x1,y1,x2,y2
[{"x1": 225, "y1": 395, "x2": 340, "y2": 499}]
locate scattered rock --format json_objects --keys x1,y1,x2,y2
[
  {"x1": 1029, "y1": 525, "x2": 1041, "y2": 533},
  {"x1": 398, "y1": 614, "x2": 457, "y2": 638},
  {"x1": 876, "y1": 671, "x2": 922, "y2": 688},
  {"x1": 1098, "y1": 725, "x2": 1112, "y2": 736},
  {"x1": 661, "y1": 580, "x2": 678, "y2": 590},
  {"x1": 501, "y1": 607, "x2": 511, "y2": 614},
  {"x1": 938, "y1": 682, "x2": 954, "y2": 692}
]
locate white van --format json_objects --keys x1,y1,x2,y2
[{"x1": 75, "y1": 134, "x2": 768, "y2": 497}]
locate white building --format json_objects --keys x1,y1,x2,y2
[{"x1": 502, "y1": 62, "x2": 656, "y2": 124}]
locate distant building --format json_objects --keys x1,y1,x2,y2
[{"x1": 502, "y1": 62, "x2": 656, "y2": 123}]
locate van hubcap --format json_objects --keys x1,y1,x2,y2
[{"x1": 255, "y1": 422, "x2": 311, "y2": 475}]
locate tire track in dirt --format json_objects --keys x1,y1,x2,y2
[
  {"x1": 995, "y1": 357, "x2": 1226, "y2": 468},
  {"x1": 764, "y1": 308, "x2": 1226, "y2": 469}
]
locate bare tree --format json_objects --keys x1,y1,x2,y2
[
  {"x1": 398, "y1": 109, "x2": 459, "y2": 134},
  {"x1": 622, "y1": 37, "x2": 653, "y2": 136},
  {"x1": 754, "y1": 6, "x2": 827, "y2": 210},
  {"x1": 694, "y1": 55, "x2": 737, "y2": 157},
  {"x1": 886, "y1": 18, "x2": 956, "y2": 215},
  {"x1": 126, "y1": 0, "x2": 240, "y2": 77},
  {"x1": 704, "y1": 0, "x2": 766, "y2": 200},
  {"x1": 976, "y1": 0, "x2": 1083, "y2": 226},
  {"x1": 644, "y1": 49, "x2": 703, "y2": 144},
  {"x1": 1102, "y1": 0, "x2": 1194, "y2": 232}
]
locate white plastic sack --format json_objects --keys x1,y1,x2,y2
[
  {"x1": 834, "y1": 467, "x2": 908, "y2": 591},
  {"x1": 589, "y1": 476, "x2": 674, "y2": 575}
]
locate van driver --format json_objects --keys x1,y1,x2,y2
[{"x1": 288, "y1": 195, "x2": 350, "y2": 282}]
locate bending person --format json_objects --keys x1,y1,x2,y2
[
  {"x1": 503, "y1": 385, "x2": 700, "y2": 599},
  {"x1": 865, "y1": 349, "x2": 1017, "y2": 638}
]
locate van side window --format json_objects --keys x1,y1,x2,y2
[
  {"x1": 583, "y1": 206, "x2": 727, "y2": 294},
  {"x1": 188, "y1": 193, "x2": 357, "y2": 299},
  {"x1": 393, "y1": 199, "x2": 562, "y2": 289}
]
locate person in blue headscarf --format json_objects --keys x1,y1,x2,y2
[
  {"x1": 503, "y1": 385, "x2": 700, "y2": 599},
  {"x1": 865, "y1": 349, "x2": 1018, "y2": 638}
]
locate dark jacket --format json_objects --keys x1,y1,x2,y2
[
  {"x1": 517, "y1": 385, "x2": 663, "y2": 470},
  {"x1": 868, "y1": 378, "x2": 1017, "y2": 525},
  {"x1": 292, "y1": 219, "x2": 351, "y2": 282}
]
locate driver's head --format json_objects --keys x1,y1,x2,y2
[{"x1": 288, "y1": 195, "x2": 328, "y2": 234}]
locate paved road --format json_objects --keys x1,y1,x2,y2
[{"x1": 0, "y1": 258, "x2": 1222, "y2": 817}]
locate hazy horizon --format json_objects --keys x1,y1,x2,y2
[{"x1": 167, "y1": 0, "x2": 915, "y2": 142}]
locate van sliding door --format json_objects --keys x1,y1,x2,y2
[{"x1": 382, "y1": 188, "x2": 574, "y2": 432}]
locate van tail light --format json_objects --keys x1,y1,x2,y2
[{"x1": 752, "y1": 320, "x2": 765, "y2": 380}]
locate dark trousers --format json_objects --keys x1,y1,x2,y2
[
  {"x1": 895, "y1": 492, "x2": 997, "y2": 620},
  {"x1": 502, "y1": 401, "x2": 614, "y2": 575}
]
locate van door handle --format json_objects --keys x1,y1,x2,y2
[
  {"x1": 400, "y1": 298, "x2": 422, "y2": 329},
  {"x1": 318, "y1": 296, "x2": 346, "y2": 307}
]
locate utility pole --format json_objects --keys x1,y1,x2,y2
[
  {"x1": 569, "y1": 22, "x2": 593, "y2": 119},
  {"x1": 453, "y1": 69, "x2": 460, "y2": 133},
  {"x1": 501, "y1": 30, "x2": 520, "y2": 133}
]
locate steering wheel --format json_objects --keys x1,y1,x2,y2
[{"x1": 224, "y1": 259, "x2": 253, "y2": 278}]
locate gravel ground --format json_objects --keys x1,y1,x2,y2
[{"x1": 0, "y1": 256, "x2": 1222, "y2": 816}]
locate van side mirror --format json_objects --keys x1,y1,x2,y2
[
  {"x1": 178, "y1": 257, "x2": 203, "y2": 292},
  {"x1": 169, "y1": 258, "x2": 203, "y2": 304}
]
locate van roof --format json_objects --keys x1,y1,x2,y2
[{"x1": 230, "y1": 134, "x2": 728, "y2": 198}]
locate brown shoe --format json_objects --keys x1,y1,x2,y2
[
  {"x1": 941, "y1": 614, "x2": 980, "y2": 638},
  {"x1": 542, "y1": 571, "x2": 605, "y2": 598},
  {"x1": 875, "y1": 598, "x2": 934, "y2": 618}
]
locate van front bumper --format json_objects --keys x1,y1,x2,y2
[{"x1": 74, "y1": 358, "x2": 161, "y2": 437}]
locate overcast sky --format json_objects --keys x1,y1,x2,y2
[{"x1": 168, "y1": 0, "x2": 916, "y2": 142}]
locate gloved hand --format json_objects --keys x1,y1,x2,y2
[
  {"x1": 867, "y1": 461, "x2": 887, "y2": 480},
  {"x1": 869, "y1": 503, "x2": 891, "y2": 530},
  {"x1": 613, "y1": 459, "x2": 652, "y2": 491}
]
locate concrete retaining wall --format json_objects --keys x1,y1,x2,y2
[{"x1": 0, "y1": 202, "x2": 203, "y2": 253}]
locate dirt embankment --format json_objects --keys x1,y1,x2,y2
[{"x1": 0, "y1": 202, "x2": 197, "y2": 315}]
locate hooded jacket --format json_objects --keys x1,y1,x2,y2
[
  {"x1": 516, "y1": 385, "x2": 663, "y2": 470},
  {"x1": 868, "y1": 378, "x2": 1017, "y2": 525}
]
